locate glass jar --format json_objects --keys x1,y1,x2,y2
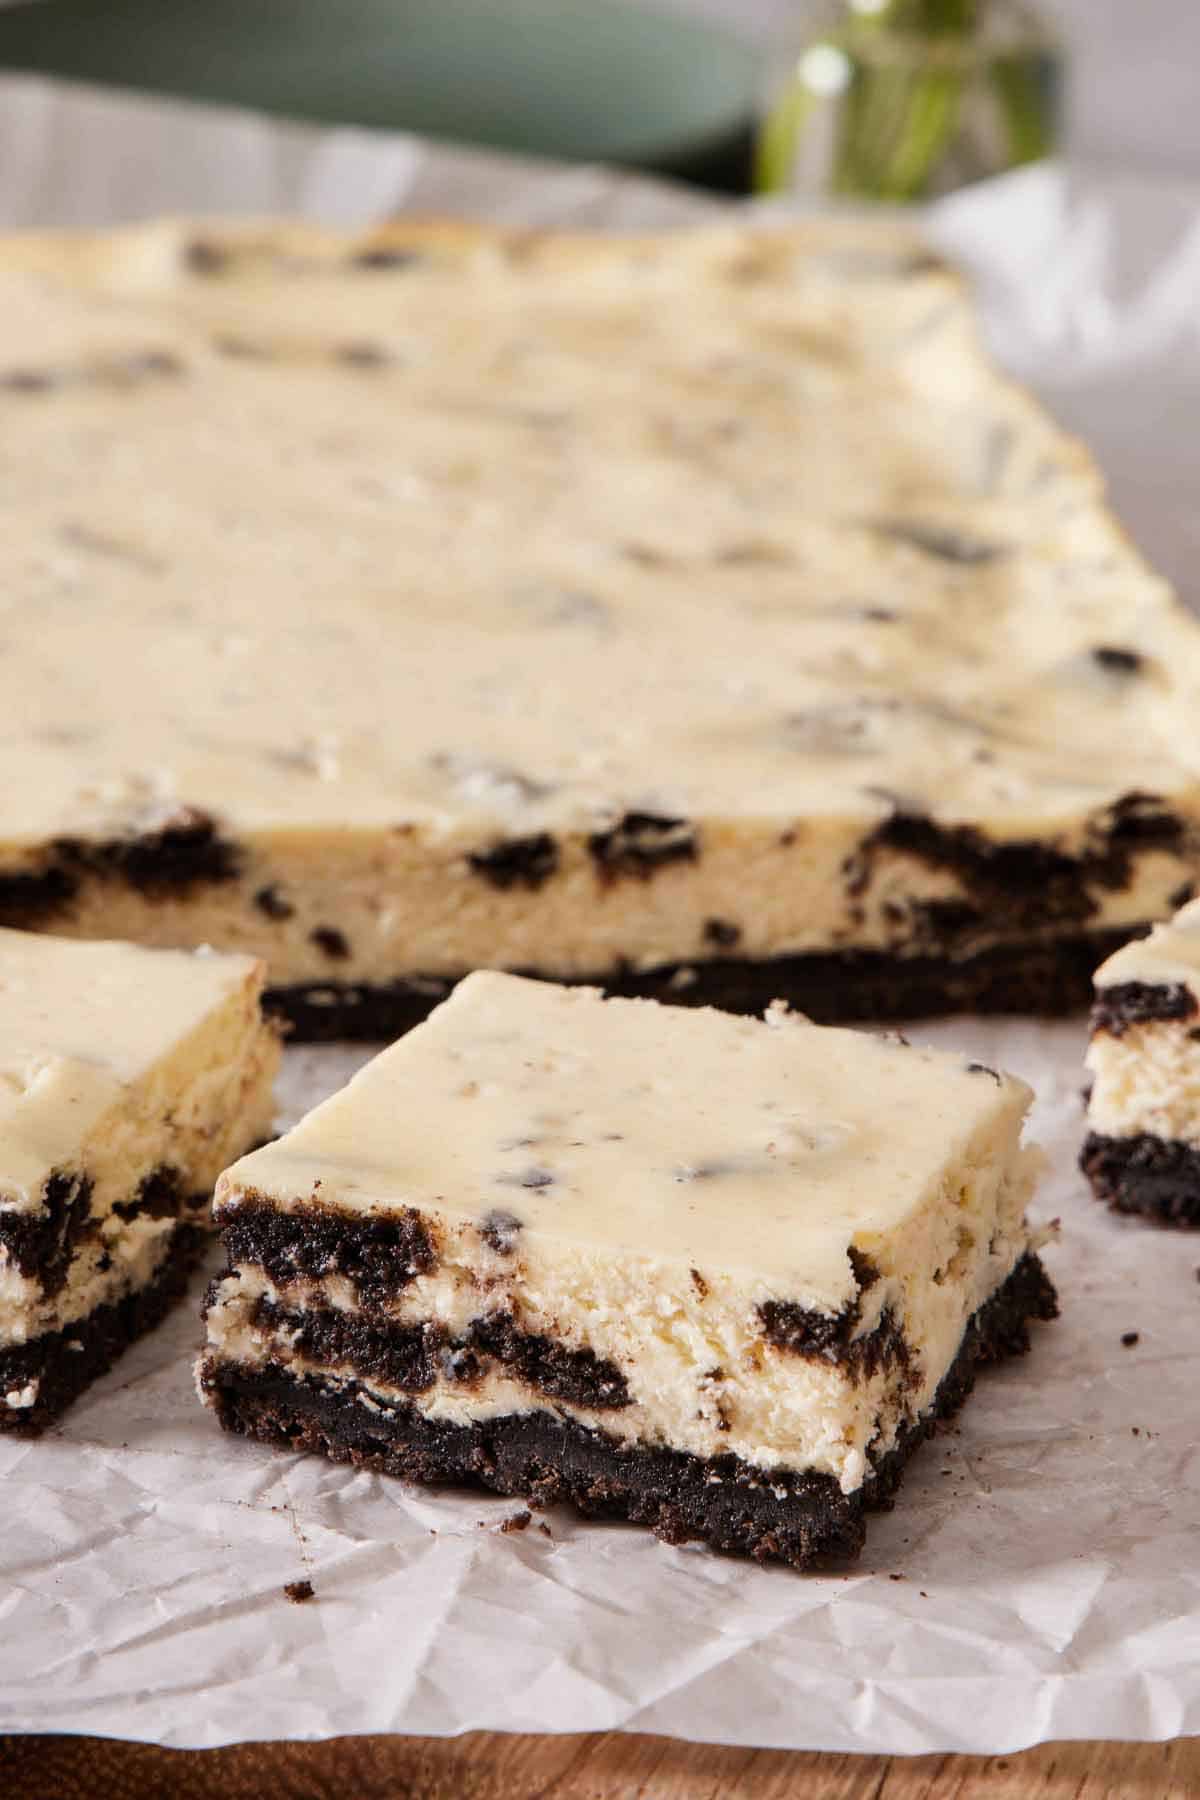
[{"x1": 756, "y1": 0, "x2": 1062, "y2": 202}]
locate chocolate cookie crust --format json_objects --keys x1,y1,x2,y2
[
  {"x1": 0, "y1": 1171, "x2": 94, "y2": 1292},
  {"x1": 1080, "y1": 1133, "x2": 1200, "y2": 1227},
  {"x1": 263, "y1": 924, "x2": 1142, "y2": 1041},
  {"x1": 218, "y1": 1198, "x2": 438, "y2": 1306},
  {"x1": 200, "y1": 1251, "x2": 1056, "y2": 1568},
  {"x1": 1090, "y1": 980, "x2": 1199, "y2": 1037},
  {"x1": 241, "y1": 1295, "x2": 634, "y2": 1411},
  {"x1": 0, "y1": 1224, "x2": 205, "y2": 1437}
]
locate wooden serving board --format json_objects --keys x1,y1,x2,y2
[{"x1": 1, "y1": 1733, "x2": 1196, "y2": 1798}]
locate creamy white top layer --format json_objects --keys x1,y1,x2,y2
[
  {"x1": 1094, "y1": 895, "x2": 1200, "y2": 992},
  {"x1": 0, "y1": 216, "x2": 1197, "y2": 851},
  {"x1": 0, "y1": 929, "x2": 269, "y2": 1206},
  {"x1": 221, "y1": 969, "x2": 1033, "y2": 1311}
]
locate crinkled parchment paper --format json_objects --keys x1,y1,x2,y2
[{"x1": 1, "y1": 76, "x2": 1198, "y2": 1754}]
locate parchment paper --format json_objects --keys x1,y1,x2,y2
[{"x1": 1, "y1": 75, "x2": 1198, "y2": 1754}]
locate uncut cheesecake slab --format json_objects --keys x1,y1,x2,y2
[
  {"x1": 200, "y1": 971, "x2": 1056, "y2": 1567},
  {"x1": 0, "y1": 930, "x2": 280, "y2": 1432},
  {"x1": 1, "y1": 220, "x2": 1200, "y2": 1037},
  {"x1": 1082, "y1": 898, "x2": 1200, "y2": 1225}
]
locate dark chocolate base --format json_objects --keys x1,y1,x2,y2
[
  {"x1": 1090, "y1": 980, "x2": 1198, "y2": 1037},
  {"x1": 0, "y1": 1224, "x2": 206, "y2": 1435},
  {"x1": 1080, "y1": 1132, "x2": 1200, "y2": 1228},
  {"x1": 264, "y1": 926, "x2": 1142, "y2": 1042},
  {"x1": 200, "y1": 1252, "x2": 1056, "y2": 1568}
]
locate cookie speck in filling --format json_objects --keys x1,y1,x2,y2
[
  {"x1": 310, "y1": 926, "x2": 350, "y2": 960},
  {"x1": 254, "y1": 884, "x2": 295, "y2": 921},
  {"x1": 113, "y1": 349, "x2": 184, "y2": 383},
  {"x1": 497, "y1": 1166, "x2": 556, "y2": 1191},
  {"x1": 587, "y1": 813, "x2": 697, "y2": 881},
  {"x1": 214, "y1": 335, "x2": 272, "y2": 362},
  {"x1": 480, "y1": 1209, "x2": 523, "y2": 1254},
  {"x1": 467, "y1": 834, "x2": 559, "y2": 892},
  {"x1": 1, "y1": 368, "x2": 57, "y2": 394},
  {"x1": 351, "y1": 246, "x2": 424, "y2": 271},
  {"x1": 1092, "y1": 645, "x2": 1143, "y2": 675},
  {"x1": 674, "y1": 1157, "x2": 750, "y2": 1182},
  {"x1": 184, "y1": 238, "x2": 231, "y2": 274},
  {"x1": 847, "y1": 1247, "x2": 880, "y2": 1291},
  {"x1": 112, "y1": 1164, "x2": 185, "y2": 1222},
  {"x1": 336, "y1": 342, "x2": 393, "y2": 369},
  {"x1": 871, "y1": 519, "x2": 1006, "y2": 565}
]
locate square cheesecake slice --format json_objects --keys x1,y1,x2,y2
[
  {"x1": 200, "y1": 971, "x2": 1055, "y2": 1567},
  {"x1": 1082, "y1": 898, "x2": 1200, "y2": 1225},
  {"x1": 0, "y1": 930, "x2": 280, "y2": 1432}
]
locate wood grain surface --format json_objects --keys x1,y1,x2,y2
[{"x1": 1, "y1": 1734, "x2": 1196, "y2": 1798}]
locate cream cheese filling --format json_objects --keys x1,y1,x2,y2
[
  {"x1": 1086, "y1": 1017, "x2": 1200, "y2": 1148},
  {"x1": 7, "y1": 829, "x2": 1190, "y2": 991}
]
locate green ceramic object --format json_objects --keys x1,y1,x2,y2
[{"x1": 0, "y1": 0, "x2": 764, "y2": 187}]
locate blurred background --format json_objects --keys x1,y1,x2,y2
[
  {"x1": 686, "y1": 0, "x2": 1200, "y2": 177},
  {"x1": 0, "y1": 0, "x2": 1195, "y2": 198}
]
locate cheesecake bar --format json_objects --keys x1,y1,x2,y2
[
  {"x1": 0, "y1": 219, "x2": 1197, "y2": 1037},
  {"x1": 1082, "y1": 898, "x2": 1200, "y2": 1224},
  {"x1": 200, "y1": 971, "x2": 1055, "y2": 1567},
  {"x1": 0, "y1": 930, "x2": 279, "y2": 1431}
]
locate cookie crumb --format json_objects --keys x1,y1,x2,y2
[
  {"x1": 966, "y1": 1061, "x2": 1002, "y2": 1084},
  {"x1": 284, "y1": 1579, "x2": 314, "y2": 1604},
  {"x1": 1121, "y1": 1331, "x2": 1140, "y2": 1348},
  {"x1": 500, "y1": 1510, "x2": 532, "y2": 1535},
  {"x1": 537, "y1": 1522, "x2": 553, "y2": 1538}
]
